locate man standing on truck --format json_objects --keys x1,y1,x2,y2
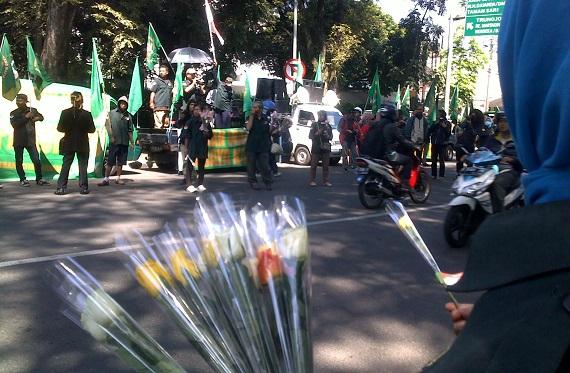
[
  {"x1": 97, "y1": 96, "x2": 135, "y2": 186},
  {"x1": 149, "y1": 64, "x2": 173, "y2": 128},
  {"x1": 212, "y1": 64, "x2": 234, "y2": 129}
]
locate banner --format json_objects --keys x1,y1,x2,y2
[{"x1": 0, "y1": 79, "x2": 112, "y2": 181}]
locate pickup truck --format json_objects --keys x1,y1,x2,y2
[{"x1": 288, "y1": 103, "x2": 342, "y2": 165}]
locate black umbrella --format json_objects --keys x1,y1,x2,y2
[{"x1": 167, "y1": 47, "x2": 213, "y2": 64}]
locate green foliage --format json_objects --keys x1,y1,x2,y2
[{"x1": 435, "y1": 26, "x2": 488, "y2": 109}]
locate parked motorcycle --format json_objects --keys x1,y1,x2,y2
[
  {"x1": 444, "y1": 149, "x2": 525, "y2": 248},
  {"x1": 355, "y1": 153, "x2": 431, "y2": 209}
]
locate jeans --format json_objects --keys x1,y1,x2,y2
[
  {"x1": 185, "y1": 157, "x2": 206, "y2": 186},
  {"x1": 342, "y1": 141, "x2": 358, "y2": 168},
  {"x1": 431, "y1": 144, "x2": 446, "y2": 177},
  {"x1": 309, "y1": 150, "x2": 330, "y2": 182},
  {"x1": 247, "y1": 152, "x2": 272, "y2": 185},
  {"x1": 214, "y1": 110, "x2": 231, "y2": 129},
  {"x1": 269, "y1": 152, "x2": 279, "y2": 174},
  {"x1": 57, "y1": 152, "x2": 89, "y2": 189},
  {"x1": 489, "y1": 169, "x2": 520, "y2": 213},
  {"x1": 14, "y1": 145, "x2": 42, "y2": 181},
  {"x1": 387, "y1": 152, "x2": 412, "y2": 181}
]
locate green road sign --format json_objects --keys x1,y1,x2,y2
[{"x1": 464, "y1": 0, "x2": 505, "y2": 37}]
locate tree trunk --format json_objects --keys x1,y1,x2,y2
[{"x1": 41, "y1": 0, "x2": 78, "y2": 81}]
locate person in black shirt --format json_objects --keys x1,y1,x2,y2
[
  {"x1": 308, "y1": 110, "x2": 333, "y2": 187},
  {"x1": 246, "y1": 102, "x2": 272, "y2": 190},
  {"x1": 9, "y1": 93, "x2": 49, "y2": 187},
  {"x1": 183, "y1": 105, "x2": 213, "y2": 193},
  {"x1": 55, "y1": 91, "x2": 96, "y2": 195}
]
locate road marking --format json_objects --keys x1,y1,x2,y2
[{"x1": 0, "y1": 203, "x2": 449, "y2": 269}]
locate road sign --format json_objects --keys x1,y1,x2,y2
[
  {"x1": 464, "y1": 0, "x2": 505, "y2": 37},
  {"x1": 283, "y1": 58, "x2": 306, "y2": 82}
]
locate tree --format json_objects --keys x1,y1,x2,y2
[
  {"x1": 435, "y1": 26, "x2": 488, "y2": 111},
  {"x1": 322, "y1": 24, "x2": 361, "y2": 90}
]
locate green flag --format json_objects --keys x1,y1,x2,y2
[
  {"x1": 216, "y1": 65, "x2": 221, "y2": 81},
  {"x1": 314, "y1": 54, "x2": 322, "y2": 82},
  {"x1": 145, "y1": 23, "x2": 162, "y2": 71},
  {"x1": 295, "y1": 53, "x2": 304, "y2": 86},
  {"x1": 26, "y1": 37, "x2": 52, "y2": 100},
  {"x1": 450, "y1": 84, "x2": 459, "y2": 122},
  {"x1": 243, "y1": 71, "x2": 253, "y2": 118},
  {"x1": 127, "y1": 57, "x2": 143, "y2": 115},
  {"x1": 401, "y1": 85, "x2": 411, "y2": 119},
  {"x1": 367, "y1": 69, "x2": 382, "y2": 115},
  {"x1": 424, "y1": 80, "x2": 438, "y2": 124},
  {"x1": 0, "y1": 35, "x2": 21, "y2": 101},
  {"x1": 169, "y1": 62, "x2": 184, "y2": 121},
  {"x1": 394, "y1": 84, "x2": 401, "y2": 109},
  {"x1": 90, "y1": 38, "x2": 104, "y2": 119}
]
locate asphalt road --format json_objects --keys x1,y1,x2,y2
[{"x1": 0, "y1": 162, "x2": 477, "y2": 373}]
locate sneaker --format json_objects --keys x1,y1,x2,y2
[
  {"x1": 54, "y1": 188, "x2": 66, "y2": 195},
  {"x1": 323, "y1": 182, "x2": 333, "y2": 187},
  {"x1": 20, "y1": 180, "x2": 30, "y2": 187},
  {"x1": 197, "y1": 185, "x2": 206, "y2": 192},
  {"x1": 36, "y1": 179, "x2": 50, "y2": 186},
  {"x1": 79, "y1": 188, "x2": 90, "y2": 195},
  {"x1": 115, "y1": 179, "x2": 126, "y2": 185},
  {"x1": 186, "y1": 185, "x2": 197, "y2": 193},
  {"x1": 97, "y1": 179, "x2": 110, "y2": 187},
  {"x1": 309, "y1": 181, "x2": 317, "y2": 187}
]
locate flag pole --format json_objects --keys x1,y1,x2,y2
[{"x1": 205, "y1": 0, "x2": 217, "y2": 64}]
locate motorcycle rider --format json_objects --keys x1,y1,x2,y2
[
  {"x1": 381, "y1": 103, "x2": 414, "y2": 187},
  {"x1": 483, "y1": 113, "x2": 523, "y2": 212}
]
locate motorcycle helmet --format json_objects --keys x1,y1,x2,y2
[{"x1": 379, "y1": 103, "x2": 397, "y2": 122}]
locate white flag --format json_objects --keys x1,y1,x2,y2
[{"x1": 205, "y1": 0, "x2": 225, "y2": 46}]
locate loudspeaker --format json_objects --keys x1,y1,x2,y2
[{"x1": 255, "y1": 78, "x2": 287, "y2": 101}]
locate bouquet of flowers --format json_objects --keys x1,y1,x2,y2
[{"x1": 49, "y1": 193, "x2": 312, "y2": 373}]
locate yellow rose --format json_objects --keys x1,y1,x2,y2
[
  {"x1": 279, "y1": 227, "x2": 308, "y2": 258},
  {"x1": 170, "y1": 249, "x2": 201, "y2": 284},
  {"x1": 201, "y1": 239, "x2": 219, "y2": 268},
  {"x1": 135, "y1": 260, "x2": 173, "y2": 297},
  {"x1": 397, "y1": 215, "x2": 414, "y2": 230}
]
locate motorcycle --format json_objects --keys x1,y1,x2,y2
[
  {"x1": 444, "y1": 149, "x2": 525, "y2": 248},
  {"x1": 355, "y1": 152, "x2": 431, "y2": 209}
]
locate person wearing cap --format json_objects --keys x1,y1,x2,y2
[
  {"x1": 339, "y1": 107, "x2": 361, "y2": 170},
  {"x1": 97, "y1": 96, "x2": 134, "y2": 186},
  {"x1": 423, "y1": 1, "x2": 570, "y2": 371},
  {"x1": 212, "y1": 63, "x2": 234, "y2": 129},
  {"x1": 149, "y1": 64, "x2": 173, "y2": 128},
  {"x1": 182, "y1": 68, "x2": 207, "y2": 109},
  {"x1": 9, "y1": 93, "x2": 50, "y2": 187},
  {"x1": 55, "y1": 91, "x2": 96, "y2": 195}
]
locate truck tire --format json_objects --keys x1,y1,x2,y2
[{"x1": 294, "y1": 146, "x2": 311, "y2": 166}]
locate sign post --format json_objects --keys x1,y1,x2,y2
[{"x1": 464, "y1": 0, "x2": 505, "y2": 37}]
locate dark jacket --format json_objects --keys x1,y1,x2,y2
[
  {"x1": 403, "y1": 116, "x2": 429, "y2": 143},
  {"x1": 246, "y1": 115, "x2": 270, "y2": 153},
  {"x1": 424, "y1": 201, "x2": 570, "y2": 373},
  {"x1": 455, "y1": 120, "x2": 477, "y2": 153},
  {"x1": 428, "y1": 119, "x2": 451, "y2": 145},
  {"x1": 360, "y1": 120, "x2": 385, "y2": 159},
  {"x1": 57, "y1": 107, "x2": 96, "y2": 154},
  {"x1": 382, "y1": 120, "x2": 414, "y2": 155},
  {"x1": 213, "y1": 76, "x2": 233, "y2": 112},
  {"x1": 10, "y1": 107, "x2": 44, "y2": 147},
  {"x1": 183, "y1": 115, "x2": 213, "y2": 159},
  {"x1": 309, "y1": 120, "x2": 333, "y2": 154}
]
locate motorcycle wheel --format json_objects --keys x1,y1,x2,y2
[
  {"x1": 444, "y1": 205, "x2": 471, "y2": 248},
  {"x1": 358, "y1": 175, "x2": 384, "y2": 209},
  {"x1": 409, "y1": 170, "x2": 431, "y2": 203}
]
